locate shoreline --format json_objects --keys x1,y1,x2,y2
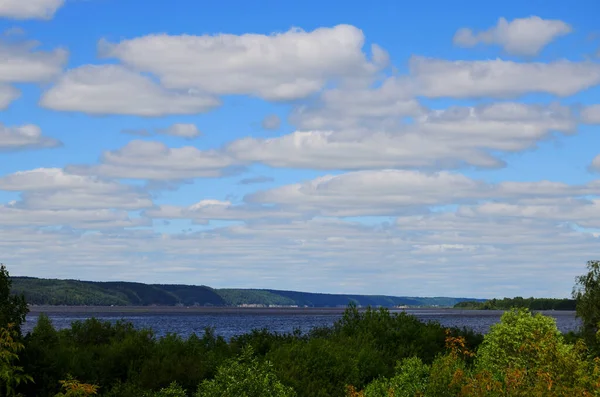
[{"x1": 26, "y1": 305, "x2": 577, "y2": 316}]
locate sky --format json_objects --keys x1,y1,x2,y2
[{"x1": 0, "y1": 0, "x2": 599, "y2": 298}]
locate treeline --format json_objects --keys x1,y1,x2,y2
[
  {"x1": 454, "y1": 297, "x2": 576, "y2": 310},
  {"x1": 11, "y1": 276, "x2": 483, "y2": 308},
  {"x1": 16, "y1": 307, "x2": 484, "y2": 396},
  {"x1": 4, "y1": 261, "x2": 600, "y2": 396}
]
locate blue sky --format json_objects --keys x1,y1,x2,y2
[{"x1": 1, "y1": 0, "x2": 600, "y2": 298}]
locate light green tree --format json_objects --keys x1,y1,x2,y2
[
  {"x1": 573, "y1": 260, "x2": 600, "y2": 341},
  {"x1": 148, "y1": 382, "x2": 187, "y2": 397},
  {"x1": 361, "y1": 356, "x2": 429, "y2": 397},
  {"x1": 195, "y1": 346, "x2": 296, "y2": 397},
  {"x1": 475, "y1": 308, "x2": 587, "y2": 392}
]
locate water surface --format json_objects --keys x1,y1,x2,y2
[{"x1": 23, "y1": 307, "x2": 581, "y2": 339}]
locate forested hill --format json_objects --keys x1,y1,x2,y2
[{"x1": 10, "y1": 277, "x2": 483, "y2": 308}]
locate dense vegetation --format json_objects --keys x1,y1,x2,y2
[
  {"x1": 11, "y1": 276, "x2": 483, "y2": 308},
  {"x1": 2, "y1": 260, "x2": 600, "y2": 396},
  {"x1": 454, "y1": 297, "x2": 576, "y2": 311}
]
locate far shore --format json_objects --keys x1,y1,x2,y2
[{"x1": 26, "y1": 305, "x2": 576, "y2": 316}]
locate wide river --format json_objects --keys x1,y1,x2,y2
[{"x1": 23, "y1": 306, "x2": 581, "y2": 339}]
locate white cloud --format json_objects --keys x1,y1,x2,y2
[
  {"x1": 0, "y1": 205, "x2": 149, "y2": 229},
  {"x1": 581, "y1": 104, "x2": 600, "y2": 124},
  {"x1": 0, "y1": 40, "x2": 67, "y2": 83},
  {"x1": 0, "y1": 168, "x2": 153, "y2": 210},
  {"x1": 156, "y1": 123, "x2": 201, "y2": 139},
  {"x1": 229, "y1": 103, "x2": 576, "y2": 170},
  {"x1": 145, "y1": 199, "x2": 300, "y2": 222},
  {"x1": 590, "y1": 155, "x2": 600, "y2": 172},
  {"x1": 0, "y1": 84, "x2": 19, "y2": 109},
  {"x1": 40, "y1": 65, "x2": 220, "y2": 116},
  {"x1": 246, "y1": 170, "x2": 483, "y2": 217},
  {"x1": 261, "y1": 114, "x2": 281, "y2": 130},
  {"x1": 410, "y1": 56, "x2": 600, "y2": 98},
  {"x1": 290, "y1": 77, "x2": 423, "y2": 132},
  {"x1": 454, "y1": 16, "x2": 572, "y2": 56},
  {"x1": 0, "y1": 123, "x2": 61, "y2": 151},
  {"x1": 2, "y1": 212, "x2": 596, "y2": 297},
  {"x1": 66, "y1": 140, "x2": 240, "y2": 180},
  {"x1": 247, "y1": 169, "x2": 600, "y2": 217},
  {"x1": 0, "y1": 0, "x2": 64, "y2": 20},
  {"x1": 459, "y1": 199, "x2": 600, "y2": 228},
  {"x1": 98, "y1": 25, "x2": 386, "y2": 101}
]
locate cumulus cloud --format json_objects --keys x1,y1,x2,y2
[
  {"x1": 454, "y1": 16, "x2": 572, "y2": 56},
  {"x1": 410, "y1": 56, "x2": 600, "y2": 98},
  {"x1": 0, "y1": 205, "x2": 149, "y2": 229},
  {"x1": 40, "y1": 65, "x2": 220, "y2": 116},
  {"x1": 261, "y1": 114, "x2": 281, "y2": 130},
  {"x1": 0, "y1": 84, "x2": 19, "y2": 109},
  {"x1": 145, "y1": 199, "x2": 300, "y2": 223},
  {"x1": 66, "y1": 140, "x2": 241, "y2": 180},
  {"x1": 581, "y1": 104, "x2": 600, "y2": 124},
  {"x1": 156, "y1": 123, "x2": 201, "y2": 139},
  {"x1": 246, "y1": 169, "x2": 600, "y2": 217},
  {"x1": 0, "y1": 39, "x2": 67, "y2": 83},
  {"x1": 248, "y1": 170, "x2": 485, "y2": 217},
  {"x1": 290, "y1": 77, "x2": 423, "y2": 132},
  {"x1": 0, "y1": 168, "x2": 153, "y2": 210},
  {"x1": 0, "y1": 124, "x2": 61, "y2": 151},
  {"x1": 459, "y1": 199, "x2": 600, "y2": 228},
  {"x1": 0, "y1": 0, "x2": 64, "y2": 20},
  {"x1": 98, "y1": 25, "x2": 386, "y2": 101},
  {"x1": 229, "y1": 103, "x2": 576, "y2": 170}
]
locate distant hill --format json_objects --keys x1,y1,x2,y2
[{"x1": 11, "y1": 276, "x2": 484, "y2": 308}]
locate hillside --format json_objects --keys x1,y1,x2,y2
[{"x1": 11, "y1": 277, "x2": 483, "y2": 308}]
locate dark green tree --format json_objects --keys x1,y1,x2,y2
[
  {"x1": 0, "y1": 264, "x2": 28, "y2": 335},
  {"x1": 573, "y1": 260, "x2": 600, "y2": 342}
]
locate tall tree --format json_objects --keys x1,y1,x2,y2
[
  {"x1": 573, "y1": 260, "x2": 600, "y2": 343},
  {"x1": 0, "y1": 264, "x2": 28, "y2": 335}
]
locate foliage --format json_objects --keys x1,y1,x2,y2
[
  {"x1": 360, "y1": 357, "x2": 430, "y2": 397},
  {"x1": 12, "y1": 276, "x2": 481, "y2": 307},
  {"x1": 10, "y1": 261, "x2": 600, "y2": 396},
  {"x1": 265, "y1": 304, "x2": 481, "y2": 397},
  {"x1": 147, "y1": 382, "x2": 187, "y2": 397},
  {"x1": 0, "y1": 324, "x2": 33, "y2": 396},
  {"x1": 475, "y1": 308, "x2": 570, "y2": 375},
  {"x1": 55, "y1": 375, "x2": 98, "y2": 396},
  {"x1": 0, "y1": 265, "x2": 29, "y2": 334},
  {"x1": 217, "y1": 289, "x2": 297, "y2": 306},
  {"x1": 195, "y1": 346, "x2": 296, "y2": 397},
  {"x1": 11, "y1": 277, "x2": 223, "y2": 306},
  {"x1": 455, "y1": 297, "x2": 576, "y2": 311},
  {"x1": 573, "y1": 260, "x2": 600, "y2": 344},
  {"x1": 351, "y1": 306, "x2": 600, "y2": 397}
]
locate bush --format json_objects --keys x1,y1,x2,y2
[{"x1": 196, "y1": 346, "x2": 296, "y2": 397}]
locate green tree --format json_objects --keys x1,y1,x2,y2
[
  {"x1": 475, "y1": 308, "x2": 585, "y2": 391},
  {"x1": 573, "y1": 260, "x2": 600, "y2": 342},
  {"x1": 361, "y1": 357, "x2": 430, "y2": 397},
  {"x1": 0, "y1": 324, "x2": 33, "y2": 396},
  {"x1": 196, "y1": 346, "x2": 296, "y2": 397},
  {"x1": 0, "y1": 265, "x2": 28, "y2": 335},
  {"x1": 148, "y1": 382, "x2": 187, "y2": 397}
]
